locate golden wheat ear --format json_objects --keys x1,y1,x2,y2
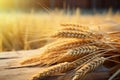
[
  {"x1": 59, "y1": 25, "x2": 89, "y2": 32},
  {"x1": 30, "y1": 62, "x2": 71, "y2": 80},
  {"x1": 36, "y1": 40, "x2": 96, "y2": 66},
  {"x1": 72, "y1": 57, "x2": 105, "y2": 80},
  {"x1": 51, "y1": 30, "x2": 103, "y2": 39},
  {"x1": 43, "y1": 42, "x2": 99, "y2": 65},
  {"x1": 51, "y1": 45, "x2": 106, "y2": 65},
  {"x1": 66, "y1": 45, "x2": 101, "y2": 56},
  {"x1": 72, "y1": 55, "x2": 120, "y2": 80},
  {"x1": 60, "y1": 24, "x2": 89, "y2": 30}
]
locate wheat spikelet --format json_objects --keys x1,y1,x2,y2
[
  {"x1": 51, "y1": 46, "x2": 110, "y2": 65},
  {"x1": 50, "y1": 45, "x2": 106, "y2": 65},
  {"x1": 60, "y1": 24, "x2": 89, "y2": 30},
  {"x1": 30, "y1": 62, "x2": 70, "y2": 80},
  {"x1": 59, "y1": 50, "x2": 107, "y2": 71},
  {"x1": 72, "y1": 57, "x2": 105, "y2": 80},
  {"x1": 60, "y1": 27, "x2": 85, "y2": 31},
  {"x1": 59, "y1": 25, "x2": 90, "y2": 32},
  {"x1": 70, "y1": 50, "x2": 107, "y2": 67},
  {"x1": 37, "y1": 45, "x2": 98, "y2": 66},
  {"x1": 67, "y1": 45, "x2": 101, "y2": 56},
  {"x1": 51, "y1": 30, "x2": 103, "y2": 39},
  {"x1": 59, "y1": 24, "x2": 91, "y2": 34}
]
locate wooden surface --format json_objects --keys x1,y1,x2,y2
[
  {"x1": 0, "y1": 50, "x2": 44, "y2": 80},
  {"x1": 0, "y1": 50, "x2": 110, "y2": 80}
]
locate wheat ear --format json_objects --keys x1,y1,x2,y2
[
  {"x1": 51, "y1": 30, "x2": 103, "y2": 39},
  {"x1": 60, "y1": 24, "x2": 89, "y2": 30},
  {"x1": 72, "y1": 54, "x2": 120, "y2": 80},
  {"x1": 30, "y1": 62, "x2": 70, "y2": 80},
  {"x1": 51, "y1": 45, "x2": 105, "y2": 64},
  {"x1": 67, "y1": 45, "x2": 102, "y2": 56},
  {"x1": 72, "y1": 57, "x2": 105, "y2": 80}
]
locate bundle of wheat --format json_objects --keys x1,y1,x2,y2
[{"x1": 16, "y1": 24, "x2": 120, "y2": 80}]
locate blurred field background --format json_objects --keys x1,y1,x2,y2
[{"x1": 0, "y1": 0, "x2": 120, "y2": 52}]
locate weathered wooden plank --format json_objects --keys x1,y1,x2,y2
[{"x1": 0, "y1": 50, "x2": 44, "y2": 80}]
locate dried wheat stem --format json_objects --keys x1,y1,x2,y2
[
  {"x1": 20, "y1": 50, "x2": 67, "y2": 65},
  {"x1": 44, "y1": 39, "x2": 77, "y2": 48},
  {"x1": 108, "y1": 69, "x2": 120, "y2": 80}
]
